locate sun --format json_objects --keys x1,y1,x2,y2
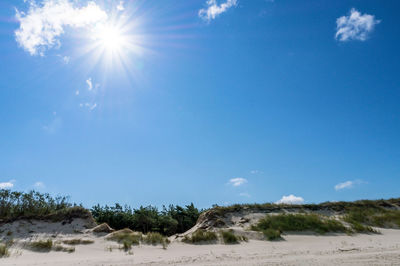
[{"x1": 93, "y1": 24, "x2": 127, "y2": 53}]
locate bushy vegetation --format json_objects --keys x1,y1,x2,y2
[
  {"x1": 29, "y1": 239, "x2": 53, "y2": 252},
  {"x1": 262, "y1": 228, "x2": 282, "y2": 240},
  {"x1": 106, "y1": 229, "x2": 142, "y2": 245},
  {"x1": 182, "y1": 229, "x2": 218, "y2": 244},
  {"x1": 252, "y1": 214, "x2": 347, "y2": 239},
  {"x1": 0, "y1": 190, "x2": 89, "y2": 222},
  {"x1": 143, "y1": 232, "x2": 170, "y2": 249},
  {"x1": 211, "y1": 198, "x2": 400, "y2": 217},
  {"x1": 220, "y1": 230, "x2": 239, "y2": 244},
  {"x1": 91, "y1": 203, "x2": 200, "y2": 236},
  {"x1": 344, "y1": 207, "x2": 400, "y2": 229},
  {"x1": 62, "y1": 239, "x2": 94, "y2": 245},
  {"x1": 0, "y1": 243, "x2": 9, "y2": 258},
  {"x1": 53, "y1": 244, "x2": 75, "y2": 253}
]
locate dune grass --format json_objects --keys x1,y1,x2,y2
[
  {"x1": 62, "y1": 239, "x2": 94, "y2": 245},
  {"x1": 344, "y1": 207, "x2": 400, "y2": 230},
  {"x1": 0, "y1": 243, "x2": 9, "y2": 258},
  {"x1": 143, "y1": 232, "x2": 170, "y2": 249},
  {"x1": 220, "y1": 230, "x2": 239, "y2": 244},
  {"x1": 29, "y1": 239, "x2": 53, "y2": 252},
  {"x1": 53, "y1": 244, "x2": 75, "y2": 253},
  {"x1": 251, "y1": 213, "x2": 347, "y2": 240},
  {"x1": 106, "y1": 229, "x2": 142, "y2": 246},
  {"x1": 182, "y1": 229, "x2": 218, "y2": 244}
]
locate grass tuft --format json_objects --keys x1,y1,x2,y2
[
  {"x1": 0, "y1": 243, "x2": 10, "y2": 258},
  {"x1": 252, "y1": 213, "x2": 347, "y2": 240},
  {"x1": 106, "y1": 229, "x2": 142, "y2": 245},
  {"x1": 182, "y1": 229, "x2": 218, "y2": 244},
  {"x1": 53, "y1": 244, "x2": 75, "y2": 253},
  {"x1": 29, "y1": 239, "x2": 53, "y2": 252},
  {"x1": 220, "y1": 230, "x2": 239, "y2": 244},
  {"x1": 262, "y1": 228, "x2": 282, "y2": 240},
  {"x1": 143, "y1": 232, "x2": 170, "y2": 247},
  {"x1": 62, "y1": 239, "x2": 94, "y2": 245}
]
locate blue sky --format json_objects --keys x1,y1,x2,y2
[{"x1": 0, "y1": 0, "x2": 399, "y2": 208}]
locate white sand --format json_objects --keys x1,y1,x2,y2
[{"x1": 2, "y1": 228, "x2": 400, "y2": 265}]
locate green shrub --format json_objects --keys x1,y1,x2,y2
[
  {"x1": 182, "y1": 230, "x2": 218, "y2": 244},
  {"x1": 220, "y1": 230, "x2": 239, "y2": 244},
  {"x1": 29, "y1": 239, "x2": 53, "y2": 252},
  {"x1": 0, "y1": 243, "x2": 9, "y2": 258},
  {"x1": 91, "y1": 203, "x2": 200, "y2": 237},
  {"x1": 262, "y1": 228, "x2": 282, "y2": 240},
  {"x1": 0, "y1": 190, "x2": 78, "y2": 222},
  {"x1": 252, "y1": 214, "x2": 347, "y2": 238}
]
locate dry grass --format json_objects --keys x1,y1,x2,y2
[
  {"x1": 53, "y1": 244, "x2": 75, "y2": 253},
  {"x1": 29, "y1": 239, "x2": 53, "y2": 252},
  {"x1": 62, "y1": 239, "x2": 94, "y2": 245},
  {"x1": 0, "y1": 243, "x2": 9, "y2": 258},
  {"x1": 182, "y1": 230, "x2": 218, "y2": 244}
]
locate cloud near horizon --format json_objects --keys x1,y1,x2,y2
[
  {"x1": 335, "y1": 8, "x2": 380, "y2": 42},
  {"x1": 0, "y1": 180, "x2": 15, "y2": 189},
  {"x1": 15, "y1": 0, "x2": 108, "y2": 55},
  {"x1": 276, "y1": 194, "x2": 304, "y2": 204},
  {"x1": 34, "y1": 181, "x2": 45, "y2": 189},
  {"x1": 199, "y1": 0, "x2": 237, "y2": 21},
  {"x1": 228, "y1": 177, "x2": 247, "y2": 187},
  {"x1": 334, "y1": 180, "x2": 363, "y2": 191}
]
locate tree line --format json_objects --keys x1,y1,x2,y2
[
  {"x1": 0, "y1": 190, "x2": 201, "y2": 236},
  {"x1": 91, "y1": 203, "x2": 201, "y2": 236}
]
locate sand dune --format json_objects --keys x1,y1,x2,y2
[{"x1": 1, "y1": 227, "x2": 400, "y2": 265}]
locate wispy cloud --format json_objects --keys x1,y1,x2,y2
[
  {"x1": 239, "y1": 192, "x2": 251, "y2": 197},
  {"x1": 43, "y1": 112, "x2": 62, "y2": 134},
  {"x1": 335, "y1": 8, "x2": 380, "y2": 42},
  {"x1": 117, "y1": 1, "x2": 125, "y2": 11},
  {"x1": 276, "y1": 194, "x2": 304, "y2": 204},
  {"x1": 86, "y1": 78, "x2": 93, "y2": 91},
  {"x1": 80, "y1": 102, "x2": 97, "y2": 111},
  {"x1": 228, "y1": 177, "x2": 247, "y2": 187},
  {"x1": 62, "y1": 56, "x2": 70, "y2": 64},
  {"x1": 0, "y1": 180, "x2": 15, "y2": 189},
  {"x1": 199, "y1": 0, "x2": 237, "y2": 22},
  {"x1": 334, "y1": 180, "x2": 364, "y2": 191},
  {"x1": 250, "y1": 170, "x2": 262, "y2": 174},
  {"x1": 34, "y1": 181, "x2": 45, "y2": 189},
  {"x1": 15, "y1": 0, "x2": 108, "y2": 55}
]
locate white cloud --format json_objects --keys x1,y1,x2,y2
[
  {"x1": 276, "y1": 194, "x2": 304, "y2": 205},
  {"x1": 228, "y1": 177, "x2": 247, "y2": 187},
  {"x1": 250, "y1": 170, "x2": 262, "y2": 174},
  {"x1": 34, "y1": 181, "x2": 45, "y2": 189},
  {"x1": 80, "y1": 102, "x2": 97, "y2": 111},
  {"x1": 117, "y1": 1, "x2": 125, "y2": 11},
  {"x1": 15, "y1": 0, "x2": 108, "y2": 55},
  {"x1": 335, "y1": 8, "x2": 380, "y2": 42},
  {"x1": 334, "y1": 180, "x2": 364, "y2": 191},
  {"x1": 239, "y1": 192, "x2": 251, "y2": 197},
  {"x1": 75, "y1": 90, "x2": 79, "y2": 95},
  {"x1": 0, "y1": 180, "x2": 15, "y2": 189},
  {"x1": 62, "y1": 56, "x2": 70, "y2": 64},
  {"x1": 199, "y1": 0, "x2": 237, "y2": 21},
  {"x1": 43, "y1": 114, "x2": 62, "y2": 134},
  {"x1": 86, "y1": 78, "x2": 93, "y2": 91}
]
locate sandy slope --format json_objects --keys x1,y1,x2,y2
[{"x1": 2, "y1": 228, "x2": 400, "y2": 265}]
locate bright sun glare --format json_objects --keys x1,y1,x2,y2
[{"x1": 94, "y1": 24, "x2": 126, "y2": 53}]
